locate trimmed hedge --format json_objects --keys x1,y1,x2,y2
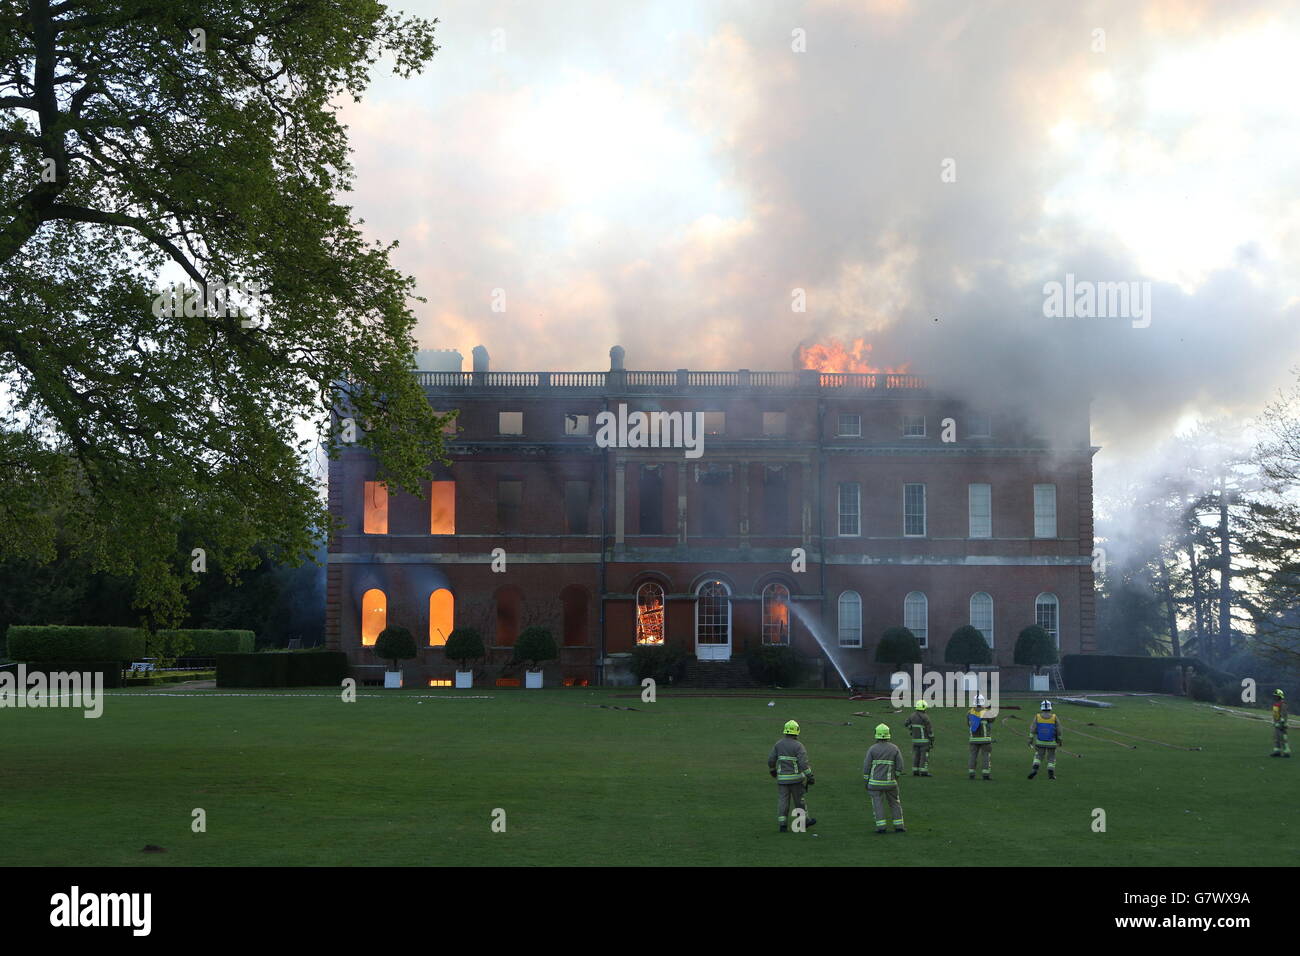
[
  {"x1": 18, "y1": 661, "x2": 125, "y2": 688},
  {"x1": 155, "y1": 629, "x2": 255, "y2": 655},
  {"x1": 6, "y1": 626, "x2": 146, "y2": 662},
  {"x1": 216, "y1": 651, "x2": 349, "y2": 688}
]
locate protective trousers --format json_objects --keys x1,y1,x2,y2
[
  {"x1": 777, "y1": 782, "x2": 807, "y2": 825},
  {"x1": 968, "y1": 742, "x2": 992, "y2": 777},
  {"x1": 868, "y1": 787, "x2": 904, "y2": 828},
  {"x1": 1032, "y1": 745, "x2": 1056, "y2": 771},
  {"x1": 911, "y1": 743, "x2": 931, "y2": 772}
]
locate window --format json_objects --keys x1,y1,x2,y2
[
  {"x1": 763, "y1": 465, "x2": 789, "y2": 534},
  {"x1": 635, "y1": 582, "x2": 665, "y2": 645},
  {"x1": 561, "y1": 585, "x2": 588, "y2": 647},
  {"x1": 498, "y1": 411, "x2": 523, "y2": 435},
  {"x1": 904, "y1": 592, "x2": 928, "y2": 648},
  {"x1": 699, "y1": 468, "x2": 730, "y2": 537},
  {"x1": 430, "y1": 480, "x2": 455, "y2": 534},
  {"x1": 695, "y1": 580, "x2": 731, "y2": 647},
  {"x1": 838, "y1": 482, "x2": 861, "y2": 536},
  {"x1": 361, "y1": 588, "x2": 386, "y2": 647},
  {"x1": 429, "y1": 589, "x2": 453, "y2": 646},
  {"x1": 497, "y1": 480, "x2": 522, "y2": 532},
  {"x1": 564, "y1": 480, "x2": 590, "y2": 534},
  {"x1": 363, "y1": 481, "x2": 388, "y2": 534},
  {"x1": 1036, "y1": 593, "x2": 1060, "y2": 646},
  {"x1": 701, "y1": 411, "x2": 725, "y2": 435},
  {"x1": 494, "y1": 588, "x2": 521, "y2": 646},
  {"x1": 838, "y1": 591, "x2": 862, "y2": 647},
  {"x1": 968, "y1": 483, "x2": 991, "y2": 538},
  {"x1": 564, "y1": 413, "x2": 590, "y2": 436},
  {"x1": 967, "y1": 413, "x2": 991, "y2": 438},
  {"x1": 838, "y1": 414, "x2": 861, "y2": 437},
  {"x1": 762, "y1": 583, "x2": 791, "y2": 645},
  {"x1": 1034, "y1": 484, "x2": 1057, "y2": 538},
  {"x1": 639, "y1": 465, "x2": 663, "y2": 535},
  {"x1": 904, "y1": 483, "x2": 926, "y2": 536},
  {"x1": 433, "y1": 411, "x2": 459, "y2": 437},
  {"x1": 762, "y1": 411, "x2": 787, "y2": 437},
  {"x1": 902, "y1": 414, "x2": 926, "y2": 437},
  {"x1": 970, "y1": 592, "x2": 994, "y2": 648}
]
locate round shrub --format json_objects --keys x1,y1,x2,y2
[
  {"x1": 746, "y1": 645, "x2": 804, "y2": 687},
  {"x1": 875, "y1": 626, "x2": 922, "y2": 670},
  {"x1": 444, "y1": 627, "x2": 486, "y2": 670},
  {"x1": 946, "y1": 625, "x2": 992, "y2": 669},
  {"x1": 512, "y1": 626, "x2": 558, "y2": 669},
  {"x1": 1014, "y1": 625, "x2": 1058, "y2": 673},
  {"x1": 374, "y1": 625, "x2": 417, "y2": 670}
]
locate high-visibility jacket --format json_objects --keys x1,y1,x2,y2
[
  {"x1": 768, "y1": 736, "x2": 812, "y2": 784},
  {"x1": 863, "y1": 741, "x2": 904, "y2": 789},
  {"x1": 1030, "y1": 711, "x2": 1061, "y2": 747},
  {"x1": 904, "y1": 711, "x2": 933, "y2": 744},
  {"x1": 1274, "y1": 700, "x2": 1288, "y2": 728},
  {"x1": 967, "y1": 707, "x2": 994, "y2": 743}
]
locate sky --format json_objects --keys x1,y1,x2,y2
[{"x1": 336, "y1": 0, "x2": 1300, "y2": 510}]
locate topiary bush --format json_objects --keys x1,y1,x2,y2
[
  {"x1": 746, "y1": 644, "x2": 804, "y2": 687},
  {"x1": 444, "y1": 627, "x2": 486, "y2": 670},
  {"x1": 876, "y1": 626, "x2": 922, "y2": 671},
  {"x1": 374, "y1": 625, "x2": 417, "y2": 671},
  {"x1": 512, "y1": 626, "x2": 558, "y2": 670},
  {"x1": 1014, "y1": 625, "x2": 1058, "y2": 673},
  {"x1": 945, "y1": 625, "x2": 992, "y2": 670},
  {"x1": 630, "y1": 644, "x2": 688, "y2": 684}
]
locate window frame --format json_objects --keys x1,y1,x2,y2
[
  {"x1": 968, "y1": 483, "x2": 991, "y2": 539},
  {"x1": 838, "y1": 482, "x2": 861, "y2": 537},
  {"x1": 838, "y1": 590, "x2": 863, "y2": 648},
  {"x1": 903, "y1": 482, "x2": 926, "y2": 537}
]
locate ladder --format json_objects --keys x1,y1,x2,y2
[{"x1": 1048, "y1": 664, "x2": 1065, "y2": 692}]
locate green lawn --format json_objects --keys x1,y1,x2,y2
[{"x1": 1, "y1": 687, "x2": 1291, "y2": 866}]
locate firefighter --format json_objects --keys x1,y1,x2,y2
[
  {"x1": 864, "y1": 723, "x2": 906, "y2": 834},
  {"x1": 967, "y1": 693, "x2": 996, "y2": 780},
  {"x1": 1271, "y1": 689, "x2": 1290, "y2": 758},
  {"x1": 768, "y1": 719, "x2": 816, "y2": 832},
  {"x1": 1027, "y1": 699, "x2": 1062, "y2": 779},
  {"x1": 903, "y1": 699, "x2": 933, "y2": 776}
]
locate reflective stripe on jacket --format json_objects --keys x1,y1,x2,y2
[
  {"x1": 967, "y1": 708, "x2": 994, "y2": 743},
  {"x1": 904, "y1": 712, "x2": 932, "y2": 744},
  {"x1": 769, "y1": 737, "x2": 811, "y2": 784},
  {"x1": 862, "y1": 742, "x2": 904, "y2": 788}
]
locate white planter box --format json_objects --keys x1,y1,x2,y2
[
  {"x1": 1030, "y1": 674, "x2": 1050, "y2": 692},
  {"x1": 384, "y1": 671, "x2": 403, "y2": 689},
  {"x1": 455, "y1": 670, "x2": 473, "y2": 689},
  {"x1": 525, "y1": 669, "x2": 544, "y2": 689}
]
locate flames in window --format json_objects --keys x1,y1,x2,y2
[{"x1": 636, "y1": 583, "x2": 665, "y2": 645}]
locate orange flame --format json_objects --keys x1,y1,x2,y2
[{"x1": 798, "y1": 338, "x2": 910, "y2": 374}]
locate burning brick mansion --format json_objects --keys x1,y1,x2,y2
[{"x1": 325, "y1": 345, "x2": 1098, "y2": 687}]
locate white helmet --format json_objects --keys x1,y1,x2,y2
[
  {"x1": 1041, "y1": 699, "x2": 1053, "y2": 711},
  {"x1": 974, "y1": 694, "x2": 987, "y2": 707}
]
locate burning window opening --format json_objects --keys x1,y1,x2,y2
[{"x1": 636, "y1": 582, "x2": 665, "y2": 645}]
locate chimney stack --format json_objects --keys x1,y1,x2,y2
[
  {"x1": 610, "y1": 345, "x2": 625, "y2": 371},
  {"x1": 472, "y1": 345, "x2": 490, "y2": 373}
]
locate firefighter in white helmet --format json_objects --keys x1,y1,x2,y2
[
  {"x1": 967, "y1": 693, "x2": 996, "y2": 780},
  {"x1": 1027, "y1": 699, "x2": 1062, "y2": 780}
]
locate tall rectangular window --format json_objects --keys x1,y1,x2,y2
[
  {"x1": 838, "y1": 414, "x2": 861, "y2": 437},
  {"x1": 838, "y1": 482, "x2": 860, "y2": 536},
  {"x1": 497, "y1": 480, "x2": 522, "y2": 532},
  {"x1": 967, "y1": 413, "x2": 991, "y2": 438},
  {"x1": 564, "y1": 481, "x2": 590, "y2": 534},
  {"x1": 564, "y1": 413, "x2": 590, "y2": 436},
  {"x1": 762, "y1": 411, "x2": 786, "y2": 436},
  {"x1": 363, "y1": 481, "x2": 388, "y2": 534},
  {"x1": 1034, "y1": 484, "x2": 1057, "y2": 538},
  {"x1": 904, "y1": 483, "x2": 926, "y2": 537},
  {"x1": 498, "y1": 411, "x2": 523, "y2": 435},
  {"x1": 701, "y1": 411, "x2": 726, "y2": 435},
  {"x1": 639, "y1": 465, "x2": 663, "y2": 535},
  {"x1": 433, "y1": 411, "x2": 459, "y2": 437},
  {"x1": 700, "y1": 470, "x2": 729, "y2": 536},
  {"x1": 968, "y1": 483, "x2": 991, "y2": 538},
  {"x1": 430, "y1": 480, "x2": 456, "y2": 534},
  {"x1": 902, "y1": 414, "x2": 926, "y2": 437},
  {"x1": 763, "y1": 465, "x2": 788, "y2": 534}
]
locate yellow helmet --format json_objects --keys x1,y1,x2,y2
[
  {"x1": 914, "y1": 700, "x2": 928, "y2": 711},
  {"x1": 874, "y1": 723, "x2": 891, "y2": 739},
  {"x1": 783, "y1": 719, "x2": 800, "y2": 736},
  {"x1": 1276, "y1": 689, "x2": 1286, "y2": 699}
]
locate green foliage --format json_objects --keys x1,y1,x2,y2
[
  {"x1": 155, "y1": 629, "x2": 255, "y2": 655},
  {"x1": 945, "y1": 625, "x2": 992, "y2": 669},
  {"x1": 875, "y1": 626, "x2": 922, "y2": 669},
  {"x1": 444, "y1": 627, "x2": 486, "y2": 670},
  {"x1": 0, "y1": 3, "x2": 444, "y2": 625},
  {"x1": 1014, "y1": 625, "x2": 1059, "y2": 672},
  {"x1": 630, "y1": 644, "x2": 688, "y2": 683},
  {"x1": 215, "y1": 650, "x2": 349, "y2": 688},
  {"x1": 374, "y1": 625, "x2": 417, "y2": 670},
  {"x1": 20, "y1": 661, "x2": 125, "y2": 688},
  {"x1": 6, "y1": 625, "x2": 146, "y2": 661},
  {"x1": 745, "y1": 644, "x2": 804, "y2": 687},
  {"x1": 512, "y1": 626, "x2": 558, "y2": 669},
  {"x1": 1188, "y1": 674, "x2": 1217, "y2": 702}
]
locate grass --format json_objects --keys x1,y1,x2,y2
[{"x1": 0, "y1": 687, "x2": 1291, "y2": 866}]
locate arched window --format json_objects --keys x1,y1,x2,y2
[
  {"x1": 904, "y1": 592, "x2": 928, "y2": 648},
  {"x1": 695, "y1": 580, "x2": 731, "y2": 649},
  {"x1": 429, "y1": 588, "x2": 453, "y2": 647},
  {"x1": 361, "y1": 588, "x2": 386, "y2": 647},
  {"x1": 495, "y1": 587, "x2": 521, "y2": 647},
  {"x1": 970, "y1": 592, "x2": 994, "y2": 648},
  {"x1": 762, "y1": 583, "x2": 791, "y2": 645},
  {"x1": 561, "y1": 585, "x2": 588, "y2": 647},
  {"x1": 635, "y1": 582, "x2": 665, "y2": 645},
  {"x1": 1035, "y1": 592, "x2": 1060, "y2": 646},
  {"x1": 838, "y1": 591, "x2": 862, "y2": 648}
]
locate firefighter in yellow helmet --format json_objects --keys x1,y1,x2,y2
[
  {"x1": 903, "y1": 699, "x2": 934, "y2": 776},
  {"x1": 768, "y1": 719, "x2": 816, "y2": 832},
  {"x1": 863, "y1": 723, "x2": 906, "y2": 834},
  {"x1": 967, "y1": 693, "x2": 996, "y2": 780},
  {"x1": 1271, "y1": 689, "x2": 1290, "y2": 758}
]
